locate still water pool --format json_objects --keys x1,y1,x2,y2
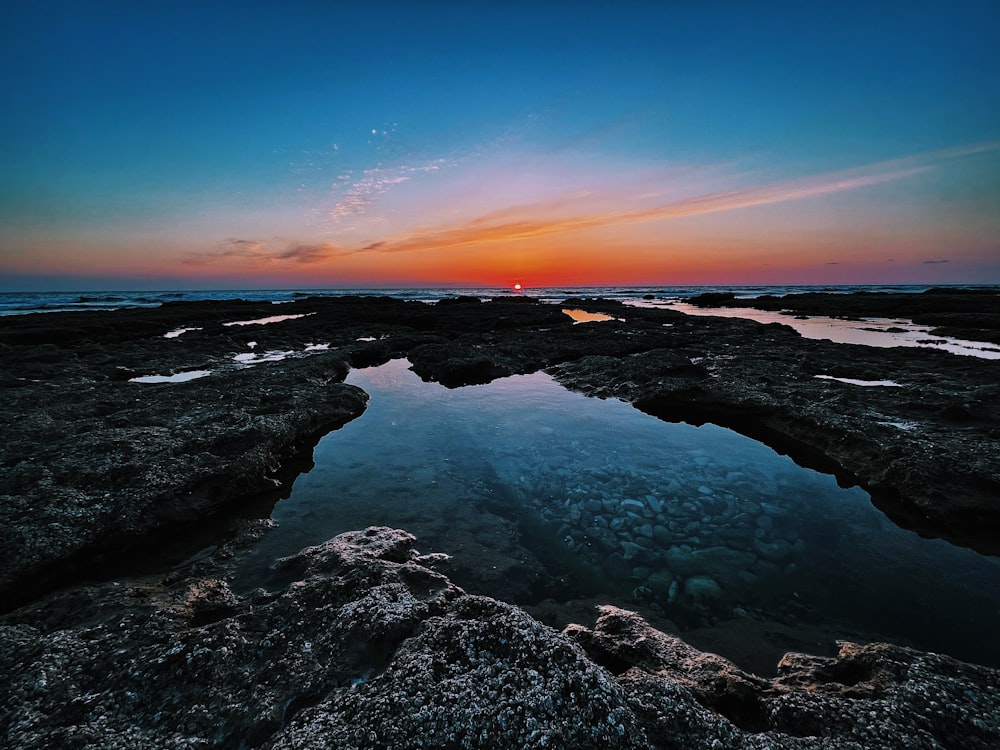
[{"x1": 235, "y1": 358, "x2": 1000, "y2": 674}]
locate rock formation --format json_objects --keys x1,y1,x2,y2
[{"x1": 3, "y1": 526, "x2": 996, "y2": 748}]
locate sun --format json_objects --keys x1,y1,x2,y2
[{"x1": 513, "y1": 282, "x2": 522, "y2": 291}]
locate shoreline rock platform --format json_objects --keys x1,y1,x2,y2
[
  {"x1": 2, "y1": 289, "x2": 999, "y2": 746},
  {"x1": 3, "y1": 526, "x2": 998, "y2": 748}
]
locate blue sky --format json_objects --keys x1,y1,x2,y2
[{"x1": 1, "y1": 0, "x2": 998, "y2": 289}]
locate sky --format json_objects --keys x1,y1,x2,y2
[{"x1": 1, "y1": 0, "x2": 998, "y2": 291}]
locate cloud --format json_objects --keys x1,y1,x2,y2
[
  {"x1": 183, "y1": 238, "x2": 268, "y2": 265},
  {"x1": 353, "y1": 141, "x2": 999, "y2": 255},
  {"x1": 227, "y1": 239, "x2": 263, "y2": 251},
  {"x1": 354, "y1": 168, "x2": 925, "y2": 254},
  {"x1": 220, "y1": 238, "x2": 266, "y2": 257},
  {"x1": 330, "y1": 160, "x2": 449, "y2": 221},
  {"x1": 185, "y1": 239, "x2": 346, "y2": 266},
  {"x1": 825, "y1": 262, "x2": 841, "y2": 265},
  {"x1": 276, "y1": 243, "x2": 344, "y2": 263},
  {"x1": 922, "y1": 259, "x2": 950, "y2": 264}
]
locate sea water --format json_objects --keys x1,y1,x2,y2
[
  {"x1": 0, "y1": 284, "x2": 981, "y2": 316},
  {"x1": 234, "y1": 358, "x2": 1000, "y2": 674}
]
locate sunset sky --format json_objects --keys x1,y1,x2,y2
[{"x1": 1, "y1": 1, "x2": 998, "y2": 290}]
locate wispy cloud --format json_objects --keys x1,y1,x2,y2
[
  {"x1": 923, "y1": 259, "x2": 950, "y2": 264},
  {"x1": 330, "y1": 160, "x2": 448, "y2": 221},
  {"x1": 353, "y1": 142, "x2": 998, "y2": 255},
  {"x1": 184, "y1": 239, "x2": 347, "y2": 266},
  {"x1": 275, "y1": 242, "x2": 345, "y2": 263}
]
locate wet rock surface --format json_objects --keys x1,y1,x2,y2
[{"x1": 2, "y1": 526, "x2": 997, "y2": 749}]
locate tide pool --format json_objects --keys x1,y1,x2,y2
[{"x1": 234, "y1": 358, "x2": 1000, "y2": 674}]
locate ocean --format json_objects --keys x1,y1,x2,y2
[{"x1": 0, "y1": 284, "x2": 985, "y2": 317}]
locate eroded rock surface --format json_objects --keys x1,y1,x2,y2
[
  {"x1": 0, "y1": 351, "x2": 368, "y2": 604},
  {"x1": 2, "y1": 527, "x2": 997, "y2": 749},
  {"x1": 568, "y1": 605, "x2": 1000, "y2": 749}
]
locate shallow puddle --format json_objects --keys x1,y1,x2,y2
[
  {"x1": 562, "y1": 308, "x2": 621, "y2": 324},
  {"x1": 129, "y1": 370, "x2": 211, "y2": 383},
  {"x1": 223, "y1": 313, "x2": 314, "y2": 327},
  {"x1": 234, "y1": 359, "x2": 1000, "y2": 673}
]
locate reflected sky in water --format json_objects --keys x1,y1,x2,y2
[{"x1": 637, "y1": 301, "x2": 1000, "y2": 359}]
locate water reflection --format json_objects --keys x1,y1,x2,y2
[
  {"x1": 632, "y1": 301, "x2": 1000, "y2": 359},
  {"x1": 234, "y1": 359, "x2": 1000, "y2": 673},
  {"x1": 128, "y1": 370, "x2": 211, "y2": 383},
  {"x1": 222, "y1": 313, "x2": 314, "y2": 327},
  {"x1": 562, "y1": 308, "x2": 621, "y2": 324}
]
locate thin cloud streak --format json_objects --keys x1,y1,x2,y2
[
  {"x1": 330, "y1": 160, "x2": 449, "y2": 221},
  {"x1": 184, "y1": 239, "x2": 349, "y2": 266},
  {"x1": 359, "y1": 142, "x2": 999, "y2": 255}
]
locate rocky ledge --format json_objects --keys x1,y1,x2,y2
[{"x1": 2, "y1": 526, "x2": 997, "y2": 749}]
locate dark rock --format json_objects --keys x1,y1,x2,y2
[
  {"x1": 3, "y1": 527, "x2": 997, "y2": 749},
  {"x1": 436, "y1": 295, "x2": 484, "y2": 305},
  {"x1": 0, "y1": 352, "x2": 369, "y2": 606},
  {"x1": 0, "y1": 527, "x2": 645, "y2": 749},
  {"x1": 689, "y1": 291, "x2": 738, "y2": 306},
  {"x1": 567, "y1": 604, "x2": 1000, "y2": 748}
]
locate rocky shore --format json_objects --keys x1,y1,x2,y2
[
  {"x1": 3, "y1": 525, "x2": 998, "y2": 748},
  {"x1": 2, "y1": 289, "x2": 999, "y2": 746}
]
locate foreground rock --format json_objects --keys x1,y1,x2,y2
[
  {"x1": 569, "y1": 605, "x2": 1000, "y2": 749},
  {"x1": 2, "y1": 526, "x2": 997, "y2": 749}
]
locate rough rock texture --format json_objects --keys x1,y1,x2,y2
[
  {"x1": 3, "y1": 527, "x2": 997, "y2": 749},
  {"x1": 3, "y1": 292, "x2": 1000, "y2": 748},
  {"x1": 568, "y1": 605, "x2": 1000, "y2": 749},
  {"x1": 0, "y1": 351, "x2": 368, "y2": 604}
]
